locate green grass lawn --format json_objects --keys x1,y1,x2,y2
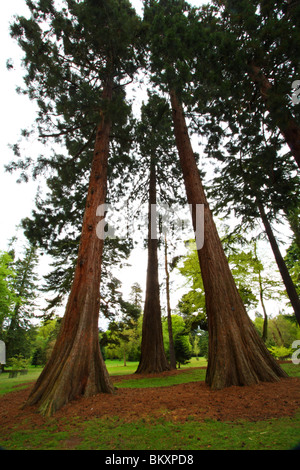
[
  {"x1": 0, "y1": 358, "x2": 205, "y2": 395},
  {"x1": 0, "y1": 358, "x2": 299, "y2": 451},
  {"x1": 0, "y1": 367, "x2": 43, "y2": 396}
]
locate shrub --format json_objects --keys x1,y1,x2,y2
[
  {"x1": 268, "y1": 345, "x2": 293, "y2": 360},
  {"x1": 7, "y1": 354, "x2": 29, "y2": 370}
]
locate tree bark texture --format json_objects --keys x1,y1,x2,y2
[
  {"x1": 24, "y1": 83, "x2": 115, "y2": 416},
  {"x1": 169, "y1": 89, "x2": 287, "y2": 390},
  {"x1": 249, "y1": 63, "x2": 300, "y2": 169},
  {"x1": 136, "y1": 159, "x2": 170, "y2": 373},
  {"x1": 257, "y1": 201, "x2": 300, "y2": 326}
]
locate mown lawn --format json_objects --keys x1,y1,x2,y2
[
  {"x1": 4, "y1": 412, "x2": 300, "y2": 451},
  {"x1": 0, "y1": 358, "x2": 299, "y2": 451},
  {"x1": 0, "y1": 357, "x2": 207, "y2": 394}
]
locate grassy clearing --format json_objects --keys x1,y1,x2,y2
[
  {"x1": 0, "y1": 359, "x2": 299, "y2": 451},
  {"x1": 0, "y1": 367, "x2": 43, "y2": 396},
  {"x1": 0, "y1": 357, "x2": 207, "y2": 395},
  {"x1": 74, "y1": 413, "x2": 300, "y2": 451}
]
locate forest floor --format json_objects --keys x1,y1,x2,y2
[{"x1": 0, "y1": 363, "x2": 299, "y2": 450}]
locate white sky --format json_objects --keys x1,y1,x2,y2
[{"x1": 0, "y1": 0, "x2": 291, "y2": 322}]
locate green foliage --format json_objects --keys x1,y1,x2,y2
[
  {"x1": 197, "y1": 331, "x2": 209, "y2": 359},
  {"x1": 134, "y1": 92, "x2": 184, "y2": 209},
  {"x1": 31, "y1": 318, "x2": 61, "y2": 365},
  {"x1": 0, "y1": 251, "x2": 17, "y2": 333},
  {"x1": 103, "y1": 294, "x2": 142, "y2": 362},
  {"x1": 204, "y1": 0, "x2": 300, "y2": 237},
  {"x1": 175, "y1": 241, "x2": 206, "y2": 326},
  {"x1": 162, "y1": 314, "x2": 192, "y2": 366},
  {"x1": 176, "y1": 235, "x2": 282, "y2": 322},
  {"x1": 268, "y1": 345, "x2": 293, "y2": 360},
  {"x1": 7, "y1": 354, "x2": 29, "y2": 370},
  {"x1": 174, "y1": 333, "x2": 192, "y2": 367},
  {"x1": 254, "y1": 313, "x2": 300, "y2": 349},
  {"x1": 285, "y1": 239, "x2": 300, "y2": 296},
  {"x1": 1, "y1": 243, "x2": 40, "y2": 361}
]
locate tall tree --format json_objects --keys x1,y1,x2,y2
[
  {"x1": 136, "y1": 155, "x2": 171, "y2": 372},
  {"x1": 129, "y1": 282, "x2": 143, "y2": 309},
  {"x1": 0, "y1": 252, "x2": 18, "y2": 336},
  {"x1": 144, "y1": 0, "x2": 287, "y2": 389},
  {"x1": 134, "y1": 94, "x2": 180, "y2": 373},
  {"x1": 5, "y1": 243, "x2": 39, "y2": 360},
  {"x1": 9, "y1": 0, "x2": 141, "y2": 415}
]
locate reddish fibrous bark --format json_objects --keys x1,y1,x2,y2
[
  {"x1": 169, "y1": 89, "x2": 287, "y2": 390},
  {"x1": 24, "y1": 83, "x2": 115, "y2": 416}
]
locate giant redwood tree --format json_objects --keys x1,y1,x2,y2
[
  {"x1": 144, "y1": 0, "x2": 287, "y2": 389},
  {"x1": 136, "y1": 155, "x2": 171, "y2": 373},
  {"x1": 134, "y1": 94, "x2": 183, "y2": 373},
  {"x1": 9, "y1": 0, "x2": 141, "y2": 416}
]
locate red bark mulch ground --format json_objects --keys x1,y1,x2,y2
[{"x1": 0, "y1": 367, "x2": 299, "y2": 432}]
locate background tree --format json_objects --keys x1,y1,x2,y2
[
  {"x1": 31, "y1": 317, "x2": 61, "y2": 366},
  {"x1": 0, "y1": 251, "x2": 18, "y2": 336},
  {"x1": 162, "y1": 314, "x2": 192, "y2": 368},
  {"x1": 176, "y1": 240, "x2": 206, "y2": 330},
  {"x1": 5, "y1": 243, "x2": 39, "y2": 361},
  {"x1": 254, "y1": 312, "x2": 300, "y2": 360},
  {"x1": 134, "y1": 93, "x2": 181, "y2": 373},
  {"x1": 129, "y1": 282, "x2": 143, "y2": 310},
  {"x1": 104, "y1": 296, "x2": 141, "y2": 365}
]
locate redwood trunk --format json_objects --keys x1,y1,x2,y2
[
  {"x1": 257, "y1": 201, "x2": 300, "y2": 326},
  {"x1": 136, "y1": 159, "x2": 170, "y2": 373},
  {"x1": 169, "y1": 89, "x2": 287, "y2": 389},
  {"x1": 249, "y1": 63, "x2": 300, "y2": 169},
  {"x1": 24, "y1": 83, "x2": 115, "y2": 416}
]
